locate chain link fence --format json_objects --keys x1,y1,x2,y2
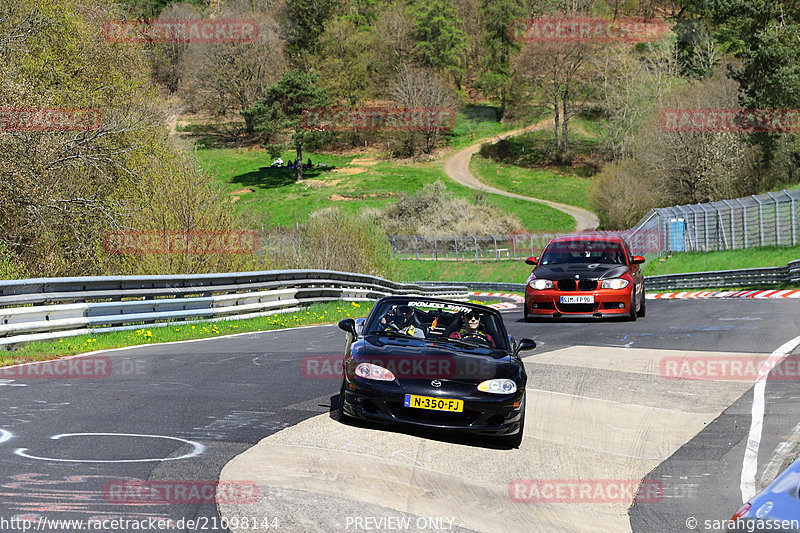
[
  {"x1": 388, "y1": 230, "x2": 663, "y2": 262},
  {"x1": 631, "y1": 189, "x2": 800, "y2": 253},
  {"x1": 390, "y1": 188, "x2": 800, "y2": 262}
]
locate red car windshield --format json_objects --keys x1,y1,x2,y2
[{"x1": 540, "y1": 241, "x2": 627, "y2": 265}]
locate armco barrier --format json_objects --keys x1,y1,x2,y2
[
  {"x1": 0, "y1": 270, "x2": 468, "y2": 350},
  {"x1": 645, "y1": 259, "x2": 800, "y2": 291},
  {"x1": 417, "y1": 258, "x2": 800, "y2": 293}
]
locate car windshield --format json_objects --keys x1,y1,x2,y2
[
  {"x1": 365, "y1": 299, "x2": 508, "y2": 351},
  {"x1": 539, "y1": 240, "x2": 627, "y2": 265}
]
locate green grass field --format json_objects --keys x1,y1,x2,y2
[
  {"x1": 470, "y1": 156, "x2": 593, "y2": 210},
  {"x1": 393, "y1": 258, "x2": 533, "y2": 283},
  {"x1": 192, "y1": 103, "x2": 578, "y2": 232},
  {"x1": 642, "y1": 245, "x2": 800, "y2": 276},
  {"x1": 196, "y1": 150, "x2": 577, "y2": 232},
  {"x1": 389, "y1": 244, "x2": 800, "y2": 285}
]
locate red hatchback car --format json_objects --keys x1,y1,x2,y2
[{"x1": 524, "y1": 235, "x2": 646, "y2": 321}]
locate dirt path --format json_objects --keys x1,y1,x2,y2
[{"x1": 444, "y1": 119, "x2": 599, "y2": 232}]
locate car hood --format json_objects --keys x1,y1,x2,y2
[
  {"x1": 355, "y1": 335, "x2": 521, "y2": 382},
  {"x1": 533, "y1": 263, "x2": 630, "y2": 281}
]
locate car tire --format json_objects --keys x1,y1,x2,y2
[
  {"x1": 628, "y1": 290, "x2": 638, "y2": 322},
  {"x1": 636, "y1": 290, "x2": 646, "y2": 318},
  {"x1": 523, "y1": 302, "x2": 532, "y2": 322},
  {"x1": 500, "y1": 395, "x2": 525, "y2": 448},
  {"x1": 335, "y1": 380, "x2": 349, "y2": 422}
]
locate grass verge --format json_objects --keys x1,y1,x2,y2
[
  {"x1": 1, "y1": 301, "x2": 373, "y2": 366},
  {"x1": 470, "y1": 155, "x2": 593, "y2": 210},
  {"x1": 197, "y1": 148, "x2": 576, "y2": 232},
  {"x1": 393, "y1": 259, "x2": 533, "y2": 283},
  {"x1": 642, "y1": 245, "x2": 800, "y2": 276}
]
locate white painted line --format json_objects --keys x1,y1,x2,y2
[
  {"x1": 0, "y1": 429, "x2": 13, "y2": 444},
  {"x1": 759, "y1": 422, "x2": 800, "y2": 489},
  {"x1": 741, "y1": 334, "x2": 800, "y2": 502},
  {"x1": 14, "y1": 432, "x2": 205, "y2": 463}
]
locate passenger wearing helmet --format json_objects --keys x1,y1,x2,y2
[
  {"x1": 449, "y1": 310, "x2": 495, "y2": 347},
  {"x1": 379, "y1": 305, "x2": 425, "y2": 338}
]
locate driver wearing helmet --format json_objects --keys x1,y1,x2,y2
[
  {"x1": 379, "y1": 304, "x2": 425, "y2": 338},
  {"x1": 449, "y1": 310, "x2": 495, "y2": 347}
]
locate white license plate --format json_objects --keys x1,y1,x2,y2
[{"x1": 560, "y1": 295, "x2": 594, "y2": 304}]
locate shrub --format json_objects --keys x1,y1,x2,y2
[{"x1": 373, "y1": 180, "x2": 523, "y2": 236}]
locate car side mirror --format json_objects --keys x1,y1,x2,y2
[
  {"x1": 338, "y1": 318, "x2": 357, "y2": 339},
  {"x1": 631, "y1": 256, "x2": 645, "y2": 264},
  {"x1": 525, "y1": 256, "x2": 539, "y2": 266},
  {"x1": 514, "y1": 338, "x2": 537, "y2": 356}
]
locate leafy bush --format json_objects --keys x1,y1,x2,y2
[
  {"x1": 266, "y1": 208, "x2": 396, "y2": 278},
  {"x1": 372, "y1": 180, "x2": 523, "y2": 236}
]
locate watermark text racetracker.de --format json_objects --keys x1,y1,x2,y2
[
  {"x1": 104, "y1": 480, "x2": 257, "y2": 504},
  {"x1": 0, "y1": 515, "x2": 280, "y2": 531},
  {"x1": 509, "y1": 478, "x2": 663, "y2": 503},
  {"x1": 0, "y1": 356, "x2": 146, "y2": 379},
  {"x1": 300, "y1": 107, "x2": 455, "y2": 132},
  {"x1": 510, "y1": 17, "x2": 665, "y2": 43},
  {"x1": 0, "y1": 107, "x2": 102, "y2": 132},
  {"x1": 104, "y1": 19, "x2": 258, "y2": 43},
  {"x1": 660, "y1": 108, "x2": 800, "y2": 133},
  {"x1": 660, "y1": 355, "x2": 800, "y2": 381}
]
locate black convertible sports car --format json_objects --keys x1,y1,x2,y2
[{"x1": 335, "y1": 296, "x2": 536, "y2": 447}]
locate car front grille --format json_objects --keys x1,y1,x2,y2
[
  {"x1": 557, "y1": 280, "x2": 598, "y2": 291},
  {"x1": 391, "y1": 405, "x2": 481, "y2": 425},
  {"x1": 555, "y1": 303, "x2": 599, "y2": 313}
]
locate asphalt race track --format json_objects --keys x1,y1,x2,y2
[{"x1": 1, "y1": 298, "x2": 799, "y2": 533}]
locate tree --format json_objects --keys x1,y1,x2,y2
[
  {"x1": 477, "y1": 0, "x2": 528, "y2": 116},
  {"x1": 150, "y1": 2, "x2": 201, "y2": 93},
  {"x1": 516, "y1": 39, "x2": 594, "y2": 161},
  {"x1": 244, "y1": 69, "x2": 329, "y2": 180},
  {"x1": 391, "y1": 66, "x2": 457, "y2": 156},
  {"x1": 407, "y1": 0, "x2": 469, "y2": 84},
  {"x1": 314, "y1": 17, "x2": 377, "y2": 107},
  {"x1": 702, "y1": 0, "x2": 800, "y2": 183},
  {"x1": 594, "y1": 39, "x2": 681, "y2": 161},
  {"x1": 0, "y1": 0, "x2": 245, "y2": 276},
  {"x1": 280, "y1": 0, "x2": 338, "y2": 64},
  {"x1": 179, "y1": 8, "x2": 287, "y2": 134}
]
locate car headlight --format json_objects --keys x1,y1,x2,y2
[
  {"x1": 355, "y1": 363, "x2": 395, "y2": 381},
  {"x1": 601, "y1": 278, "x2": 629, "y2": 289},
  {"x1": 528, "y1": 279, "x2": 554, "y2": 290},
  {"x1": 478, "y1": 379, "x2": 517, "y2": 394}
]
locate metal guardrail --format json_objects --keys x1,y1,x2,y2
[
  {"x1": 0, "y1": 270, "x2": 468, "y2": 350},
  {"x1": 645, "y1": 260, "x2": 800, "y2": 291},
  {"x1": 418, "y1": 259, "x2": 800, "y2": 293}
]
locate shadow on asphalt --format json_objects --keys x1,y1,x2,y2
[{"x1": 326, "y1": 394, "x2": 517, "y2": 450}]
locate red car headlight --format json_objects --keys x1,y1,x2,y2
[
  {"x1": 601, "y1": 278, "x2": 630, "y2": 290},
  {"x1": 529, "y1": 279, "x2": 554, "y2": 290}
]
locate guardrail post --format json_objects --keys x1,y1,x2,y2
[
  {"x1": 414, "y1": 235, "x2": 419, "y2": 261},
  {"x1": 473, "y1": 236, "x2": 479, "y2": 264},
  {"x1": 768, "y1": 192, "x2": 780, "y2": 246},
  {"x1": 752, "y1": 195, "x2": 765, "y2": 246},
  {"x1": 434, "y1": 236, "x2": 438, "y2": 260},
  {"x1": 492, "y1": 236, "x2": 498, "y2": 260},
  {"x1": 723, "y1": 200, "x2": 736, "y2": 249},
  {"x1": 454, "y1": 237, "x2": 458, "y2": 261},
  {"x1": 512, "y1": 234, "x2": 516, "y2": 259},
  {"x1": 737, "y1": 198, "x2": 748, "y2": 248}
]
